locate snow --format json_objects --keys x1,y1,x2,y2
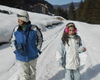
[
  {"x1": 0, "y1": 5, "x2": 61, "y2": 42},
  {"x1": 0, "y1": 5, "x2": 100, "y2": 80}
]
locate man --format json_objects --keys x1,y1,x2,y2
[{"x1": 10, "y1": 11, "x2": 43, "y2": 80}]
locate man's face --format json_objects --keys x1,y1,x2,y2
[{"x1": 18, "y1": 19, "x2": 24, "y2": 26}]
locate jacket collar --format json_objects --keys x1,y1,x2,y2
[
  {"x1": 69, "y1": 35, "x2": 75, "y2": 38},
  {"x1": 17, "y1": 21, "x2": 31, "y2": 32}
]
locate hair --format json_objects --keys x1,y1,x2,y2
[{"x1": 61, "y1": 22, "x2": 77, "y2": 45}]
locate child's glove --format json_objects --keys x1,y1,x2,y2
[
  {"x1": 82, "y1": 47, "x2": 86, "y2": 52},
  {"x1": 79, "y1": 46, "x2": 86, "y2": 53}
]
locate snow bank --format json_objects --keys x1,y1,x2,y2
[
  {"x1": 0, "y1": 5, "x2": 62, "y2": 43},
  {"x1": 74, "y1": 21, "x2": 100, "y2": 80}
]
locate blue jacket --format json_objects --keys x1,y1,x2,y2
[{"x1": 11, "y1": 22, "x2": 43, "y2": 62}]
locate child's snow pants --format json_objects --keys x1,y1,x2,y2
[{"x1": 65, "y1": 69, "x2": 81, "y2": 80}]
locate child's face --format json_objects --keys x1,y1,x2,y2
[
  {"x1": 68, "y1": 27, "x2": 75, "y2": 35},
  {"x1": 18, "y1": 19, "x2": 24, "y2": 26}
]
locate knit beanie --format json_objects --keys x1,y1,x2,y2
[{"x1": 17, "y1": 11, "x2": 29, "y2": 22}]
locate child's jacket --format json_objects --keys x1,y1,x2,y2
[
  {"x1": 56, "y1": 35, "x2": 85, "y2": 70},
  {"x1": 10, "y1": 23, "x2": 43, "y2": 62}
]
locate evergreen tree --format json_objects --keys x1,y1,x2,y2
[
  {"x1": 68, "y1": 2, "x2": 76, "y2": 20},
  {"x1": 55, "y1": 7, "x2": 68, "y2": 19},
  {"x1": 64, "y1": 8, "x2": 68, "y2": 19},
  {"x1": 81, "y1": 0, "x2": 93, "y2": 23},
  {"x1": 55, "y1": 7, "x2": 62, "y2": 16},
  {"x1": 81, "y1": 0, "x2": 100, "y2": 24},
  {"x1": 90, "y1": 0, "x2": 100, "y2": 24},
  {"x1": 76, "y1": 0, "x2": 84, "y2": 21}
]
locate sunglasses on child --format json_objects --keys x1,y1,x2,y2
[{"x1": 17, "y1": 14, "x2": 28, "y2": 19}]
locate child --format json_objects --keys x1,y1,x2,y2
[
  {"x1": 10, "y1": 11, "x2": 43, "y2": 80},
  {"x1": 56, "y1": 22, "x2": 86, "y2": 80}
]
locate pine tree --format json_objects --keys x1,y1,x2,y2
[
  {"x1": 76, "y1": 0, "x2": 84, "y2": 21},
  {"x1": 90, "y1": 0, "x2": 100, "y2": 24},
  {"x1": 55, "y1": 7, "x2": 68, "y2": 19},
  {"x1": 81, "y1": 0, "x2": 100, "y2": 24},
  {"x1": 68, "y1": 2, "x2": 76, "y2": 20},
  {"x1": 55, "y1": 7, "x2": 62, "y2": 16},
  {"x1": 64, "y1": 8, "x2": 68, "y2": 19}
]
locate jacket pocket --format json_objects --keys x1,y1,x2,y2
[{"x1": 15, "y1": 43, "x2": 26, "y2": 56}]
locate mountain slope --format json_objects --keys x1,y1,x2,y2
[
  {"x1": 0, "y1": 5, "x2": 100, "y2": 80},
  {"x1": 0, "y1": 0, "x2": 53, "y2": 13},
  {"x1": 0, "y1": 5, "x2": 61, "y2": 43},
  {"x1": 53, "y1": 2, "x2": 79, "y2": 9}
]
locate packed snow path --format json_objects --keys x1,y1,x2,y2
[{"x1": 0, "y1": 21, "x2": 100, "y2": 80}]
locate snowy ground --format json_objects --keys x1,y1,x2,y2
[
  {"x1": 0, "y1": 5, "x2": 61, "y2": 43},
  {"x1": 0, "y1": 5, "x2": 100, "y2": 80}
]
